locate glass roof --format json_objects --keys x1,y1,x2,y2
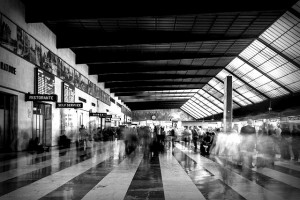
[{"x1": 182, "y1": 2, "x2": 300, "y2": 119}]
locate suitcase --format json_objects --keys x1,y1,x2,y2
[{"x1": 256, "y1": 154, "x2": 274, "y2": 168}]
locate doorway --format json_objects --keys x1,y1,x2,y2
[
  {"x1": 33, "y1": 102, "x2": 52, "y2": 146},
  {"x1": 0, "y1": 92, "x2": 18, "y2": 152}
]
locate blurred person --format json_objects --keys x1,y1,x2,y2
[
  {"x1": 161, "y1": 126, "x2": 166, "y2": 146},
  {"x1": 170, "y1": 127, "x2": 176, "y2": 147},
  {"x1": 123, "y1": 128, "x2": 139, "y2": 155},
  {"x1": 240, "y1": 119, "x2": 256, "y2": 168},
  {"x1": 182, "y1": 126, "x2": 192, "y2": 148},
  {"x1": 192, "y1": 126, "x2": 199, "y2": 152},
  {"x1": 256, "y1": 123, "x2": 276, "y2": 167},
  {"x1": 291, "y1": 124, "x2": 300, "y2": 162},
  {"x1": 273, "y1": 124, "x2": 282, "y2": 157}
]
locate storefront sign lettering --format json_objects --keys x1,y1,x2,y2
[
  {"x1": 0, "y1": 61, "x2": 16, "y2": 75},
  {"x1": 56, "y1": 102, "x2": 83, "y2": 108},
  {"x1": 25, "y1": 94, "x2": 57, "y2": 102}
]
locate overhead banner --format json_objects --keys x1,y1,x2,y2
[
  {"x1": 56, "y1": 102, "x2": 83, "y2": 108},
  {"x1": 25, "y1": 94, "x2": 57, "y2": 102}
]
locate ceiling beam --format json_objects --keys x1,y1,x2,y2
[
  {"x1": 105, "y1": 81, "x2": 207, "y2": 88},
  {"x1": 121, "y1": 98, "x2": 191, "y2": 103},
  {"x1": 119, "y1": 95, "x2": 194, "y2": 99},
  {"x1": 110, "y1": 85, "x2": 204, "y2": 93},
  {"x1": 211, "y1": 78, "x2": 253, "y2": 105},
  {"x1": 181, "y1": 107, "x2": 202, "y2": 119},
  {"x1": 24, "y1": 1, "x2": 294, "y2": 22},
  {"x1": 183, "y1": 104, "x2": 207, "y2": 118},
  {"x1": 184, "y1": 102, "x2": 208, "y2": 117},
  {"x1": 190, "y1": 98, "x2": 217, "y2": 115},
  {"x1": 114, "y1": 91, "x2": 197, "y2": 96},
  {"x1": 195, "y1": 92, "x2": 223, "y2": 110},
  {"x1": 98, "y1": 73, "x2": 214, "y2": 82},
  {"x1": 76, "y1": 51, "x2": 236, "y2": 64},
  {"x1": 90, "y1": 63, "x2": 224, "y2": 74},
  {"x1": 223, "y1": 68, "x2": 270, "y2": 99},
  {"x1": 186, "y1": 101, "x2": 212, "y2": 116},
  {"x1": 257, "y1": 37, "x2": 300, "y2": 70},
  {"x1": 57, "y1": 31, "x2": 255, "y2": 48},
  {"x1": 238, "y1": 56, "x2": 293, "y2": 94}
]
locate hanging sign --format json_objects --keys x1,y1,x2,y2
[
  {"x1": 89, "y1": 112, "x2": 107, "y2": 117},
  {"x1": 56, "y1": 102, "x2": 83, "y2": 108},
  {"x1": 25, "y1": 93, "x2": 57, "y2": 102},
  {"x1": 106, "y1": 115, "x2": 112, "y2": 118}
]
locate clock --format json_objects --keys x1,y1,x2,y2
[{"x1": 151, "y1": 115, "x2": 156, "y2": 120}]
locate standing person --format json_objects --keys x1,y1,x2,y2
[
  {"x1": 78, "y1": 125, "x2": 89, "y2": 149},
  {"x1": 291, "y1": 124, "x2": 300, "y2": 162},
  {"x1": 170, "y1": 127, "x2": 176, "y2": 148},
  {"x1": 182, "y1": 126, "x2": 191, "y2": 148},
  {"x1": 240, "y1": 119, "x2": 256, "y2": 168},
  {"x1": 192, "y1": 126, "x2": 199, "y2": 152}
]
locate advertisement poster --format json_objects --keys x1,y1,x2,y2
[
  {"x1": 0, "y1": 16, "x2": 17, "y2": 52},
  {"x1": 16, "y1": 26, "x2": 24, "y2": 56},
  {"x1": 74, "y1": 70, "x2": 81, "y2": 88},
  {"x1": 29, "y1": 34, "x2": 36, "y2": 64},
  {"x1": 35, "y1": 40, "x2": 41, "y2": 66},
  {"x1": 41, "y1": 45, "x2": 52, "y2": 73}
]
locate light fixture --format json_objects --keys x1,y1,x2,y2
[{"x1": 268, "y1": 100, "x2": 272, "y2": 112}]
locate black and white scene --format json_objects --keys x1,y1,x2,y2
[{"x1": 1, "y1": 0, "x2": 300, "y2": 200}]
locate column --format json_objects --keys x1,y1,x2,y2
[{"x1": 223, "y1": 76, "x2": 233, "y2": 133}]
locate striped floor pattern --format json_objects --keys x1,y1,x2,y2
[{"x1": 0, "y1": 141, "x2": 300, "y2": 200}]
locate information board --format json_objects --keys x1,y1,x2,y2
[{"x1": 36, "y1": 68, "x2": 55, "y2": 94}]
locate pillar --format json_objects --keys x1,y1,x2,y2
[{"x1": 223, "y1": 76, "x2": 233, "y2": 133}]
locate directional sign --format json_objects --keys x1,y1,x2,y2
[
  {"x1": 56, "y1": 102, "x2": 83, "y2": 108},
  {"x1": 25, "y1": 94, "x2": 57, "y2": 102},
  {"x1": 89, "y1": 112, "x2": 107, "y2": 117}
]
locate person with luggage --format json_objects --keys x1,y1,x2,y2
[{"x1": 200, "y1": 128, "x2": 215, "y2": 156}]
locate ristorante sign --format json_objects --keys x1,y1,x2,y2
[{"x1": 25, "y1": 94, "x2": 57, "y2": 102}]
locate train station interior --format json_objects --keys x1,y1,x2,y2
[{"x1": 1, "y1": 0, "x2": 300, "y2": 199}]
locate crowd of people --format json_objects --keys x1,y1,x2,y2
[
  {"x1": 52, "y1": 119, "x2": 299, "y2": 168},
  {"x1": 212, "y1": 119, "x2": 300, "y2": 168}
]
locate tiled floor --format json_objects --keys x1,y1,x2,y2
[{"x1": 0, "y1": 141, "x2": 300, "y2": 200}]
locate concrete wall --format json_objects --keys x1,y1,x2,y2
[{"x1": 0, "y1": 0, "x2": 128, "y2": 151}]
